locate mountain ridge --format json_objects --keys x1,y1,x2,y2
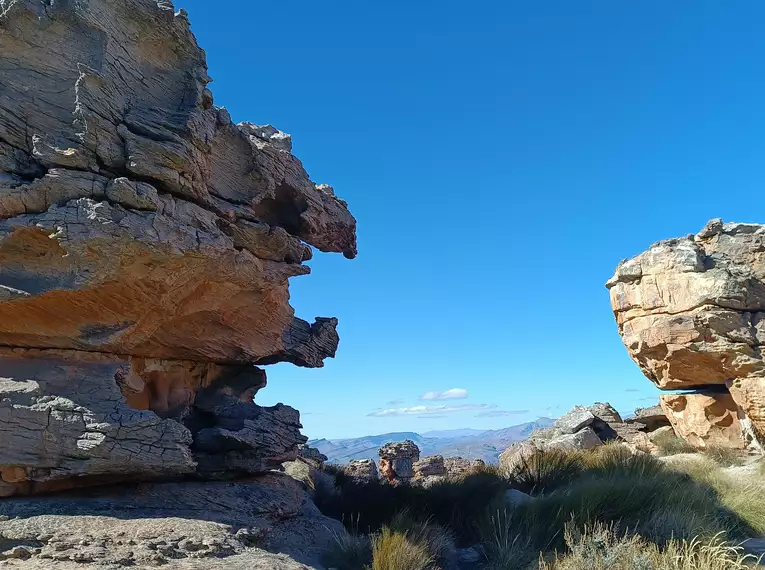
[{"x1": 309, "y1": 418, "x2": 554, "y2": 464}]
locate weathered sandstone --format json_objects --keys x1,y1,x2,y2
[
  {"x1": 608, "y1": 220, "x2": 765, "y2": 450},
  {"x1": 0, "y1": 0, "x2": 356, "y2": 494},
  {"x1": 660, "y1": 393, "x2": 747, "y2": 450},
  {"x1": 379, "y1": 440, "x2": 420, "y2": 482}
]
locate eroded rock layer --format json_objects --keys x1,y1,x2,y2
[
  {"x1": 608, "y1": 220, "x2": 765, "y2": 450},
  {"x1": 0, "y1": 0, "x2": 356, "y2": 493}
]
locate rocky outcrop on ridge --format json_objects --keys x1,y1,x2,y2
[
  {"x1": 509, "y1": 402, "x2": 675, "y2": 466},
  {"x1": 607, "y1": 220, "x2": 765, "y2": 451},
  {"x1": 379, "y1": 440, "x2": 420, "y2": 482},
  {"x1": 0, "y1": 0, "x2": 356, "y2": 496}
]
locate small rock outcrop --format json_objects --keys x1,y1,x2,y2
[
  {"x1": 413, "y1": 455, "x2": 447, "y2": 478},
  {"x1": 343, "y1": 459, "x2": 379, "y2": 483},
  {"x1": 503, "y1": 402, "x2": 676, "y2": 464},
  {"x1": 378, "y1": 440, "x2": 420, "y2": 482},
  {"x1": 0, "y1": 0, "x2": 356, "y2": 495},
  {"x1": 443, "y1": 457, "x2": 472, "y2": 477},
  {"x1": 607, "y1": 220, "x2": 765, "y2": 451}
]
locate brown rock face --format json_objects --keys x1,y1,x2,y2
[
  {"x1": 0, "y1": 0, "x2": 356, "y2": 494},
  {"x1": 660, "y1": 393, "x2": 747, "y2": 450},
  {"x1": 607, "y1": 220, "x2": 765, "y2": 450}
]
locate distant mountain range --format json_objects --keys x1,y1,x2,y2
[{"x1": 309, "y1": 418, "x2": 555, "y2": 464}]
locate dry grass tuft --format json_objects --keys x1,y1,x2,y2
[
  {"x1": 540, "y1": 522, "x2": 759, "y2": 570},
  {"x1": 370, "y1": 527, "x2": 435, "y2": 570}
]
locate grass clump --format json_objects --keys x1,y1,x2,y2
[
  {"x1": 479, "y1": 509, "x2": 534, "y2": 570},
  {"x1": 512, "y1": 448, "x2": 584, "y2": 495},
  {"x1": 540, "y1": 522, "x2": 758, "y2": 570},
  {"x1": 701, "y1": 445, "x2": 746, "y2": 467},
  {"x1": 323, "y1": 529, "x2": 372, "y2": 570},
  {"x1": 652, "y1": 431, "x2": 696, "y2": 455},
  {"x1": 370, "y1": 527, "x2": 435, "y2": 570}
]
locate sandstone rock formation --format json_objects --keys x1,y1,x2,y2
[
  {"x1": 660, "y1": 392, "x2": 747, "y2": 449},
  {"x1": 607, "y1": 220, "x2": 765, "y2": 451},
  {"x1": 443, "y1": 457, "x2": 472, "y2": 477},
  {"x1": 378, "y1": 440, "x2": 420, "y2": 482},
  {"x1": 413, "y1": 455, "x2": 447, "y2": 478},
  {"x1": 0, "y1": 0, "x2": 356, "y2": 495},
  {"x1": 343, "y1": 459, "x2": 379, "y2": 483}
]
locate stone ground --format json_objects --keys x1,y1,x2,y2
[{"x1": 0, "y1": 474, "x2": 342, "y2": 569}]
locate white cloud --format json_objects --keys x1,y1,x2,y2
[
  {"x1": 475, "y1": 410, "x2": 529, "y2": 418},
  {"x1": 420, "y1": 388, "x2": 469, "y2": 401},
  {"x1": 386, "y1": 398, "x2": 405, "y2": 406},
  {"x1": 368, "y1": 404, "x2": 495, "y2": 418}
]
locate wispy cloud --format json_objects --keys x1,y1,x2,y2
[
  {"x1": 420, "y1": 388, "x2": 468, "y2": 401},
  {"x1": 475, "y1": 410, "x2": 529, "y2": 418},
  {"x1": 368, "y1": 404, "x2": 496, "y2": 418},
  {"x1": 418, "y1": 414, "x2": 448, "y2": 419},
  {"x1": 625, "y1": 388, "x2": 640, "y2": 393},
  {"x1": 638, "y1": 396, "x2": 658, "y2": 402},
  {"x1": 386, "y1": 398, "x2": 405, "y2": 406}
]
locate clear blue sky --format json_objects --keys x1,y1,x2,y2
[{"x1": 181, "y1": 1, "x2": 765, "y2": 439}]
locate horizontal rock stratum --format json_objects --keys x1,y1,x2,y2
[
  {"x1": 607, "y1": 219, "x2": 765, "y2": 450},
  {"x1": 0, "y1": 0, "x2": 356, "y2": 495}
]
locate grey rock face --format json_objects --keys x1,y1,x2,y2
[
  {"x1": 547, "y1": 427, "x2": 603, "y2": 451},
  {"x1": 0, "y1": 0, "x2": 357, "y2": 493},
  {"x1": 413, "y1": 455, "x2": 446, "y2": 478},
  {"x1": 554, "y1": 406, "x2": 596, "y2": 434},
  {"x1": 298, "y1": 445, "x2": 328, "y2": 465},
  {"x1": 343, "y1": 459, "x2": 379, "y2": 483},
  {"x1": 443, "y1": 457, "x2": 472, "y2": 477},
  {"x1": 0, "y1": 349, "x2": 307, "y2": 495},
  {"x1": 0, "y1": 473, "x2": 340, "y2": 569},
  {"x1": 499, "y1": 441, "x2": 540, "y2": 476},
  {"x1": 588, "y1": 402, "x2": 623, "y2": 424},
  {"x1": 627, "y1": 405, "x2": 671, "y2": 431}
]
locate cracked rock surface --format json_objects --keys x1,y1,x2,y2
[
  {"x1": 0, "y1": 473, "x2": 340, "y2": 568},
  {"x1": 607, "y1": 220, "x2": 765, "y2": 450},
  {"x1": 0, "y1": 0, "x2": 356, "y2": 494}
]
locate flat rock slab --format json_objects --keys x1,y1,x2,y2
[{"x1": 0, "y1": 474, "x2": 342, "y2": 569}]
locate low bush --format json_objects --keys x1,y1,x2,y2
[
  {"x1": 539, "y1": 522, "x2": 758, "y2": 570},
  {"x1": 511, "y1": 448, "x2": 584, "y2": 495},
  {"x1": 316, "y1": 468, "x2": 508, "y2": 545}
]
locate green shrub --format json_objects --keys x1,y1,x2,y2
[
  {"x1": 510, "y1": 448, "x2": 584, "y2": 495},
  {"x1": 316, "y1": 469, "x2": 508, "y2": 545}
]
